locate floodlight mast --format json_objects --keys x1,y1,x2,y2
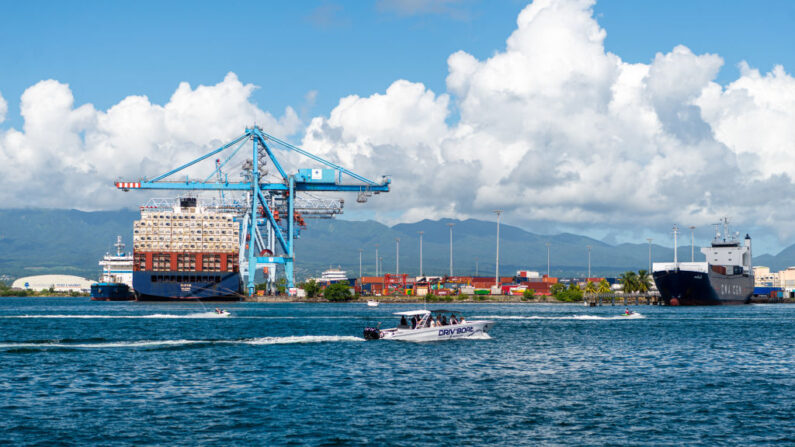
[{"x1": 115, "y1": 126, "x2": 390, "y2": 296}]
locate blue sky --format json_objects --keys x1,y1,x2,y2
[
  {"x1": 1, "y1": 0, "x2": 794, "y2": 255},
  {"x1": 0, "y1": 0, "x2": 792, "y2": 129}
]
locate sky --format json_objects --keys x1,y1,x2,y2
[{"x1": 0, "y1": 0, "x2": 794, "y2": 254}]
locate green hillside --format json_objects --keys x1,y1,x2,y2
[
  {"x1": 1, "y1": 209, "x2": 783, "y2": 281},
  {"x1": 0, "y1": 209, "x2": 139, "y2": 280}
]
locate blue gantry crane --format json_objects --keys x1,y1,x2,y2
[{"x1": 116, "y1": 125, "x2": 390, "y2": 296}]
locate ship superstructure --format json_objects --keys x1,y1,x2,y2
[
  {"x1": 653, "y1": 219, "x2": 754, "y2": 305},
  {"x1": 99, "y1": 236, "x2": 134, "y2": 286},
  {"x1": 131, "y1": 197, "x2": 242, "y2": 301},
  {"x1": 90, "y1": 235, "x2": 135, "y2": 301}
]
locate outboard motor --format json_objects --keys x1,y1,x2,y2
[{"x1": 363, "y1": 327, "x2": 381, "y2": 340}]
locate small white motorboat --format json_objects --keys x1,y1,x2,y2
[
  {"x1": 364, "y1": 310, "x2": 494, "y2": 342},
  {"x1": 213, "y1": 308, "x2": 231, "y2": 317},
  {"x1": 367, "y1": 300, "x2": 379, "y2": 307}
]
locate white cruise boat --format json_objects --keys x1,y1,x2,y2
[
  {"x1": 318, "y1": 266, "x2": 349, "y2": 283},
  {"x1": 364, "y1": 310, "x2": 494, "y2": 342}
]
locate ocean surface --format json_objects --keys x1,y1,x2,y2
[{"x1": 1, "y1": 298, "x2": 794, "y2": 446}]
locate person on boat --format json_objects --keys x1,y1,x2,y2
[
  {"x1": 440, "y1": 315, "x2": 448, "y2": 326},
  {"x1": 215, "y1": 307, "x2": 221, "y2": 314},
  {"x1": 400, "y1": 315, "x2": 408, "y2": 328},
  {"x1": 429, "y1": 317, "x2": 436, "y2": 328},
  {"x1": 450, "y1": 314, "x2": 458, "y2": 325},
  {"x1": 624, "y1": 308, "x2": 632, "y2": 315},
  {"x1": 459, "y1": 315, "x2": 466, "y2": 323}
]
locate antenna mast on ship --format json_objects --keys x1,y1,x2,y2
[
  {"x1": 114, "y1": 235, "x2": 125, "y2": 256},
  {"x1": 672, "y1": 224, "x2": 679, "y2": 266}
]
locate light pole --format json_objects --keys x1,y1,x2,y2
[
  {"x1": 646, "y1": 238, "x2": 652, "y2": 272},
  {"x1": 493, "y1": 210, "x2": 503, "y2": 287},
  {"x1": 379, "y1": 256, "x2": 383, "y2": 277},
  {"x1": 689, "y1": 226, "x2": 696, "y2": 262},
  {"x1": 418, "y1": 231, "x2": 424, "y2": 277},
  {"x1": 545, "y1": 242, "x2": 551, "y2": 277},
  {"x1": 375, "y1": 244, "x2": 379, "y2": 277},
  {"x1": 448, "y1": 223, "x2": 454, "y2": 277},
  {"x1": 587, "y1": 245, "x2": 592, "y2": 278},
  {"x1": 395, "y1": 238, "x2": 400, "y2": 275},
  {"x1": 358, "y1": 248, "x2": 363, "y2": 279}
]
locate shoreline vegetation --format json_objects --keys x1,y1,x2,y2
[
  {"x1": 245, "y1": 294, "x2": 635, "y2": 304},
  {"x1": 0, "y1": 282, "x2": 89, "y2": 297}
]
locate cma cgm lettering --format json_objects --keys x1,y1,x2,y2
[
  {"x1": 132, "y1": 197, "x2": 242, "y2": 301},
  {"x1": 438, "y1": 326, "x2": 474, "y2": 336}
]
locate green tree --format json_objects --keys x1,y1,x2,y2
[
  {"x1": 551, "y1": 282, "x2": 583, "y2": 302},
  {"x1": 300, "y1": 279, "x2": 320, "y2": 298},
  {"x1": 275, "y1": 278, "x2": 287, "y2": 295},
  {"x1": 636, "y1": 270, "x2": 652, "y2": 294},
  {"x1": 324, "y1": 282, "x2": 352, "y2": 302},
  {"x1": 584, "y1": 281, "x2": 597, "y2": 295},
  {"x1": 597, "y1": 279, "x2": 612, "y2": 294},
  {"x1": 618, "y1": 271, "x2": 638, "y2": 294},
  {"x1": 522, "y1": 288, "x2": 535, "y2": 301},
  {"x1": 550, "y1": 283, "x2": 566, "y2": 297}
]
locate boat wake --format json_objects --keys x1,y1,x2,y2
[
  {"x1": 472, "y1": 313, "x2": 646, "y2": 320},
  {"x1": 467, "y1": 333, "x2": 492, "y2": 340},
  {"x1": 3, "y1": 312, "x2": 232, "y2": 319},
  {"x1": 0, "y1": 335, "x2": 365, "y2": 351},
  {"x1": 244, "y1": 335, "x2": 365, "y2": 345}
]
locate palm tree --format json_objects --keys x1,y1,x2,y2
[
  {"x1": 584, "y1": 281, "x2": 597, "y2": 295},
  {"x1": 636, "y1": 269, "x2": 652, "y2": 294},
  {"x1": 597, "y1": 278, "x2": 611, "y2": 294},
  {"x1": 618, "y1": 271, "x2": 638, "y2": 294}
]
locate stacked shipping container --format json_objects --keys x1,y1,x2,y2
[{"x1": 131, "y1": 198, "x2": 242, "y2": 301}]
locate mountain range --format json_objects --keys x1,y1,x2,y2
[{"x1": 1, "y1": 209, "x2": 792, "y2": 282}]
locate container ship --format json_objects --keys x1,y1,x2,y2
[
  {"x1": 652, "y1": 220, "x2": 754, "y2": 305},
  {"x1": 132, "y1": 197, "x2": 242, "y2": 301},
  {"x1": 90, "y1": 236, "x2": 134, "y2": 301}
]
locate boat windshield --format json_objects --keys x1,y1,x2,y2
[{"x1": 395, "y1": 310, "x2": 466, "y2": 329}]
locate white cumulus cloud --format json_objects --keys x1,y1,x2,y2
[
  {"x1": 1, "y1": 0, "x2": 795, "y2": 248},
  {"x1": 0, "y1": 73, "x2": 300, "y2": 209},
  {"x1": 0, "y1": 90, "x2": 7, "y2": 124},
  {"x1": 300, "y1": 0, "x2": 795, "y2": 243}
]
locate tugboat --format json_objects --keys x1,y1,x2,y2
[
  {"x1": 364, "y1": 310, "x2": 494, "y2": 341},
  {"x1": 652, "y1": 219, "x2": 754, "y2": 305},
  {"x1": 91, "y1": 236, "x2": 134, "y2": 301}
]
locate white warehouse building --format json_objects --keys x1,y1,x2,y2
[{"x1": 12, "y1": 275, "x2": 93, "y2": 293}]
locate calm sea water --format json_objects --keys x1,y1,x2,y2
[{"x1": 1, "y1": 298, "x2": 793, "y2": 446}]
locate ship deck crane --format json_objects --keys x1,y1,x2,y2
[{"x1": 115, "y1": 126, "x2": 390, "y2": 295}]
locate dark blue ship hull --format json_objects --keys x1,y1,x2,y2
[
  {"x1": 133, "y1": 271, "x2": 242, "y2": 301},
  {"x1": 653, "y1": 268, "x2": 753, "y2": 306},
  {"x1": 90, "y1": 283, "x2": 133, "y2": 301}
]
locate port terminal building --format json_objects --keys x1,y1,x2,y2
[{"x1": 11, "y1": 275, "x2": 93, "y2": 293}]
